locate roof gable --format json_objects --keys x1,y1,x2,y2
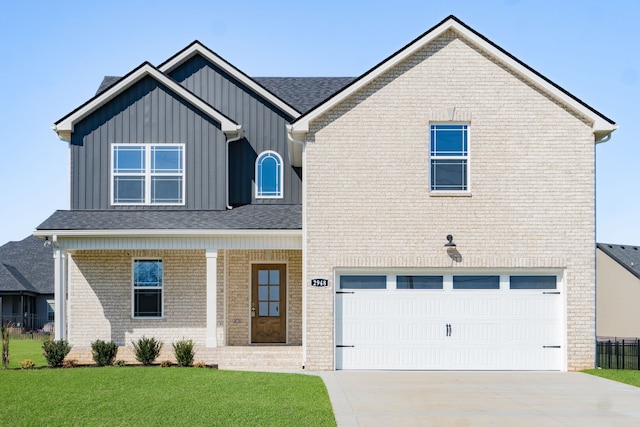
[
  {"x1": 158, "y1": 41, "x2": 301, "y2": 118},
  {"x1": 289, "y1": 15, "x2": 617, "y2": 143},
  {"x1": 598, "y1": 243, "x2": 640, "y2": 280},
  {"x1": 53, "y1": 62, "x2": 241, "y2": 142}
]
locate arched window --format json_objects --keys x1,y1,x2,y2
[{"x1": 256, "y1": 151, "x2": 283, "y2": 198}]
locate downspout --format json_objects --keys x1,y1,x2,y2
[
  {"x1": 286, "y1": 125, "x2": 307, "y2": 368},
  {"x1": 225, "y1": 129, "x2": 245, "y2": 210}
]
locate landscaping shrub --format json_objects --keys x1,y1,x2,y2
[
  {"x1": 114, "y1": 359, "x2": 126, "y2": 367},
  {"x1": 173, "y1": 339, "x2": 195, "y2": 367},
  {"x1": 160, "y1": 360, "x2": 173, "y2": 367},
  {"x1": 42, "y1": 339, "x2": 71, "y2": 367},
  {"x1": 19, "y1": 359, "x2": 34, "y2": 370},
  {"x1": 132, "y1": 336, "x2": 162, "y2": 365},
  {"x1": 91, "y1": 340, "x2": 118, "y2": 366},
  {"x1": 1, "y1": 323, "x2": 8, "y2": 370}
]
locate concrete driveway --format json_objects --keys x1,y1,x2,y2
[{"x1": 318, "y1": 371, "x2": 640, "y2": 426}]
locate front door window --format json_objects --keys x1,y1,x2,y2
[{"x1": 251, "y1": 264, "x2": 286, "y2": 343}]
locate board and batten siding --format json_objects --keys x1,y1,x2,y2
[
  {"x1": 70, "y1": 76, "x2": 227, "y2": 210},
  {"x1": 169, "y1": 55, "x2": 302, "y2": 205}
]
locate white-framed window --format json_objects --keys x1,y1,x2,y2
[
  {"x1": 430, "y1": 124, "x2": 468, "y2": 191},
  {"x1": 112, "y1": 144, "x2": 185, "y2": 205},
  {"x1": 46, "y1": 299, "x2": 55, "y2": 322},
  {"x1": 132, "y1": 259, "x2": 163, "y2": 318},
  {"x1": 255, "y1": 150, "x2": 283, "y2": 198}
]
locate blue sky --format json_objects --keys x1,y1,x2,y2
[{"x1": 0, "y1": 0, "x2": 638, "y2": 246}]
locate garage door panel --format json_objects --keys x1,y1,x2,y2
[{"x1": 336, "y1": 274, "x2": 563, "y2": 370}]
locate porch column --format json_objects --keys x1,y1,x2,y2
[
  {"x1": 53, "y1": 248, "x2": 66, "y2": 340},
  {"x1": 206, "y1": 249, "x2": 218, "y2": 347}
]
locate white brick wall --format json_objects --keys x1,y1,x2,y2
[
  {"x1": 303, "y1": 31, "x2": 596, "y2": 370},
  {"x1": 68, "y1": 250, "x2": 207, "y2": 349}
]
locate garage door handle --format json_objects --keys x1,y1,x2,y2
[
  {"x1": 543, "y1": 345, "x2": 561, "y2": 348},
  {"x1": 336, "y1": 345, "x2": 355, "y2": 348},
  {"x1": 446, "y1": 324, "x2": 452, "y2": 337}
]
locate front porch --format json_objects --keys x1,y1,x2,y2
[{"x1": 53, "y1": 236, "x2": 303, "y2": 370}]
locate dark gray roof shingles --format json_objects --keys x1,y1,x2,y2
[
  {"x1": 0, "y1": 235, "x2": 53, "y2": 294},
  {"x1": 96, "y1": 75, "x2": 353, "y2": 114},
  {"x1": 37, "y1": 205, "x2": 301, "y2": 231},
  {"x1": 254, "y1": 77, "x2": 354, "y2": 114},
  {"x1": 597, "y1": 243, "x2": 640, "y2": 280}
]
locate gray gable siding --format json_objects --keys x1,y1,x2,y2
[
  {"x1": 70, "y1": 76, "x2": 228, "y2": 210},
  {"x1": 168, "y1": 55, "x2": 302, "y2": 206}
]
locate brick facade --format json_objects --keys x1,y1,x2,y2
[{"x1": 303, "y1": 31, "x2": 596, "y2": 370}]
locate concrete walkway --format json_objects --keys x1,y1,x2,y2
[{"x1": 317, "y1": 371, "x2": 640, "y2": 426}]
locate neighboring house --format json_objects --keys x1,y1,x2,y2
[
  {"x1": 0, "y1": 236, "x2": 54, "y2": 333},
  {"x1": 596, "y1": 243, "x2": 640, "y2": 339},
  {"x1": 36, "y1": 16, "x2": 616, "y2": 370}
]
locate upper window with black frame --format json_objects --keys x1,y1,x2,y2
[
  {"x1": 112, "y1": 144, "x2": 184, "y2": 205},
  {"x1": 430, "y1": 124, "x2": 468, "y2": 191},
  {"x1": 133, "y1": 259, "x2": 163, "y2": 318}
]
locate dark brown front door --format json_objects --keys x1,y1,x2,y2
[{"x1": 251, "y1": 264, "x2": 286, "y2": 343}]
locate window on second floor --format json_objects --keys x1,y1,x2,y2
[
  {"x1": 255, "y1": 151, "x2": 283, "y2": 198},
  {"x1": 430, "y1": 124, "x2": 468, "y2": 191},
  {"x1": 112, "y1": 144, "x2": 185, "y2": 205}
]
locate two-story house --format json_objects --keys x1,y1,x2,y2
[{"x1": 37, "y1": 16, "x2": 616, "y2": 370}]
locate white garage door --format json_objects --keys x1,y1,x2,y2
[{"x1": 335, "y1": 273, "x2": 563, "y2": 370}]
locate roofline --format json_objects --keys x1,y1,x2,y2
[
  {"x1": 52, "y1": 62, "x2": 242, "y2": 142},
  {"x1": 33, "y1": 229, "x2": 302, "y2": 238},
  {"x1": 597, "y1": 243, "x2": 640, "y2": 281},
  {"x1": 289, "y1": 15, "x2": 617, "y2": 140},
  {"x1": 158, "y1": 40, "x2": 301, "y2": 119}
]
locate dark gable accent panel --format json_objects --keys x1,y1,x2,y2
[
  {"x1": 70, "y1": 76, "x2": 227, "y2": 210},
  {"x1": 169, "y1": 55, "x2": 302, "y2": 206}
]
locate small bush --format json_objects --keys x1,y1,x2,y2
[
  {"x1": 173, "y1": 339, "x2": 195, "y2": 367},
  {"x1": 42, "y1": 339, "x2": 72, "y2": 367},
  {"x1": 194, "y1": 361, "x2": 207, "y2": 368},
  {"x1": 114, "y1": 359, "x2": 126, "y2": 367},
  {"x1": 132, "y1": 336, "x2": 162, "y2": 366},
  {"x1": 160, "y1": 360, "x2": 173, "y2": 368},
  {"x1": 19, "y1": 359, "x2": 35, "y2": 370},
  {"x1": 62, "y1": 359, "x2": 78, "y2": 368},
  {"x1": 91, "y1": 340, "x2": 118, "y2": 366}
]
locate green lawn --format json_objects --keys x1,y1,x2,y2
[
  {"x1": 5, "y1": 339, "x2": 48, "y2": 368},
  {"x1": 0, "y1": 367, "x2": 336, "y2": 426},
  {"x1": 584, "y1": 369, "x2": 640, "y2": 388}
]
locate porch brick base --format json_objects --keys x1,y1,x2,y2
[{"x1": 66, "y1": 345, "x2": 303, "y2": 371}]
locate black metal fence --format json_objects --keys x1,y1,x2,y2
[
  {"x1": 1, "y1": 314, "x2": 53, "y2": 340},
  {"x1": 596, "y1": 338, "x2": 640, "y2": 370}
]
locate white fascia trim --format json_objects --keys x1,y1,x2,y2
[
  {"x1": 33, "y1": 229, "x2": 302, "y2": 238},
  {"x1": 52, "y1": 63, "x2": 242, "y2": 142},
  {"x1": 159, "y1": 42, "x2": 301, "y2": 119},
  {"x1": 289, "y1": 17, "x2": 617, "y2": 140}
]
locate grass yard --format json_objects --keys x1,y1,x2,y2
[
  {"x1": 584, "y1": 369, "x2": 640, "y2": 388},
  {"x1": 0, "y1": 367, "x2": 336, "y2": 426},
  {"x1": 5, "y1": 339, "x2": 48, "y2": 368}
]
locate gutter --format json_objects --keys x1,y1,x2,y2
[
  {"x1": 33, "y1": 229, "x2": 302, "y2": 238},
  {"x1": 286, "y1": 125, "x2": 306, "y2": 168}
]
